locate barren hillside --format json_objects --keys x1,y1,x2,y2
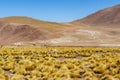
[{"x1": 0, "y1": 4, "x2": 120, "y2": 46}]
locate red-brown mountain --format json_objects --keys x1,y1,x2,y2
[{"x1": 73, "y1": 4, "x2": 120, "y2": 27}]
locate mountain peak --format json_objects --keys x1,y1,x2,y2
[{"x1": 73, "y1": 4, "x2": 120, "y2": 26}]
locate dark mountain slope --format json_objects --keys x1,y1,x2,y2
[{"x1": 73, "y1": 4, "x2": 120, "y2": 26}]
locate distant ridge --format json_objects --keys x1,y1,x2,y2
[{"x1": 0, "y1": 16, "x2": 70, "y2": 31}]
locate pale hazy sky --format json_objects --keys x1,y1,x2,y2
[{"x1": 0, "y1": 0, "x2": 120, "y2": 22}]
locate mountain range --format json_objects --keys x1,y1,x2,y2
[{"x1": 0, "y1": 4, "x2": 120, "y2": 46}]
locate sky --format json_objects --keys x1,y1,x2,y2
[{"x1": 0, "y1": 0, "x2": 120, "y2": 22}]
